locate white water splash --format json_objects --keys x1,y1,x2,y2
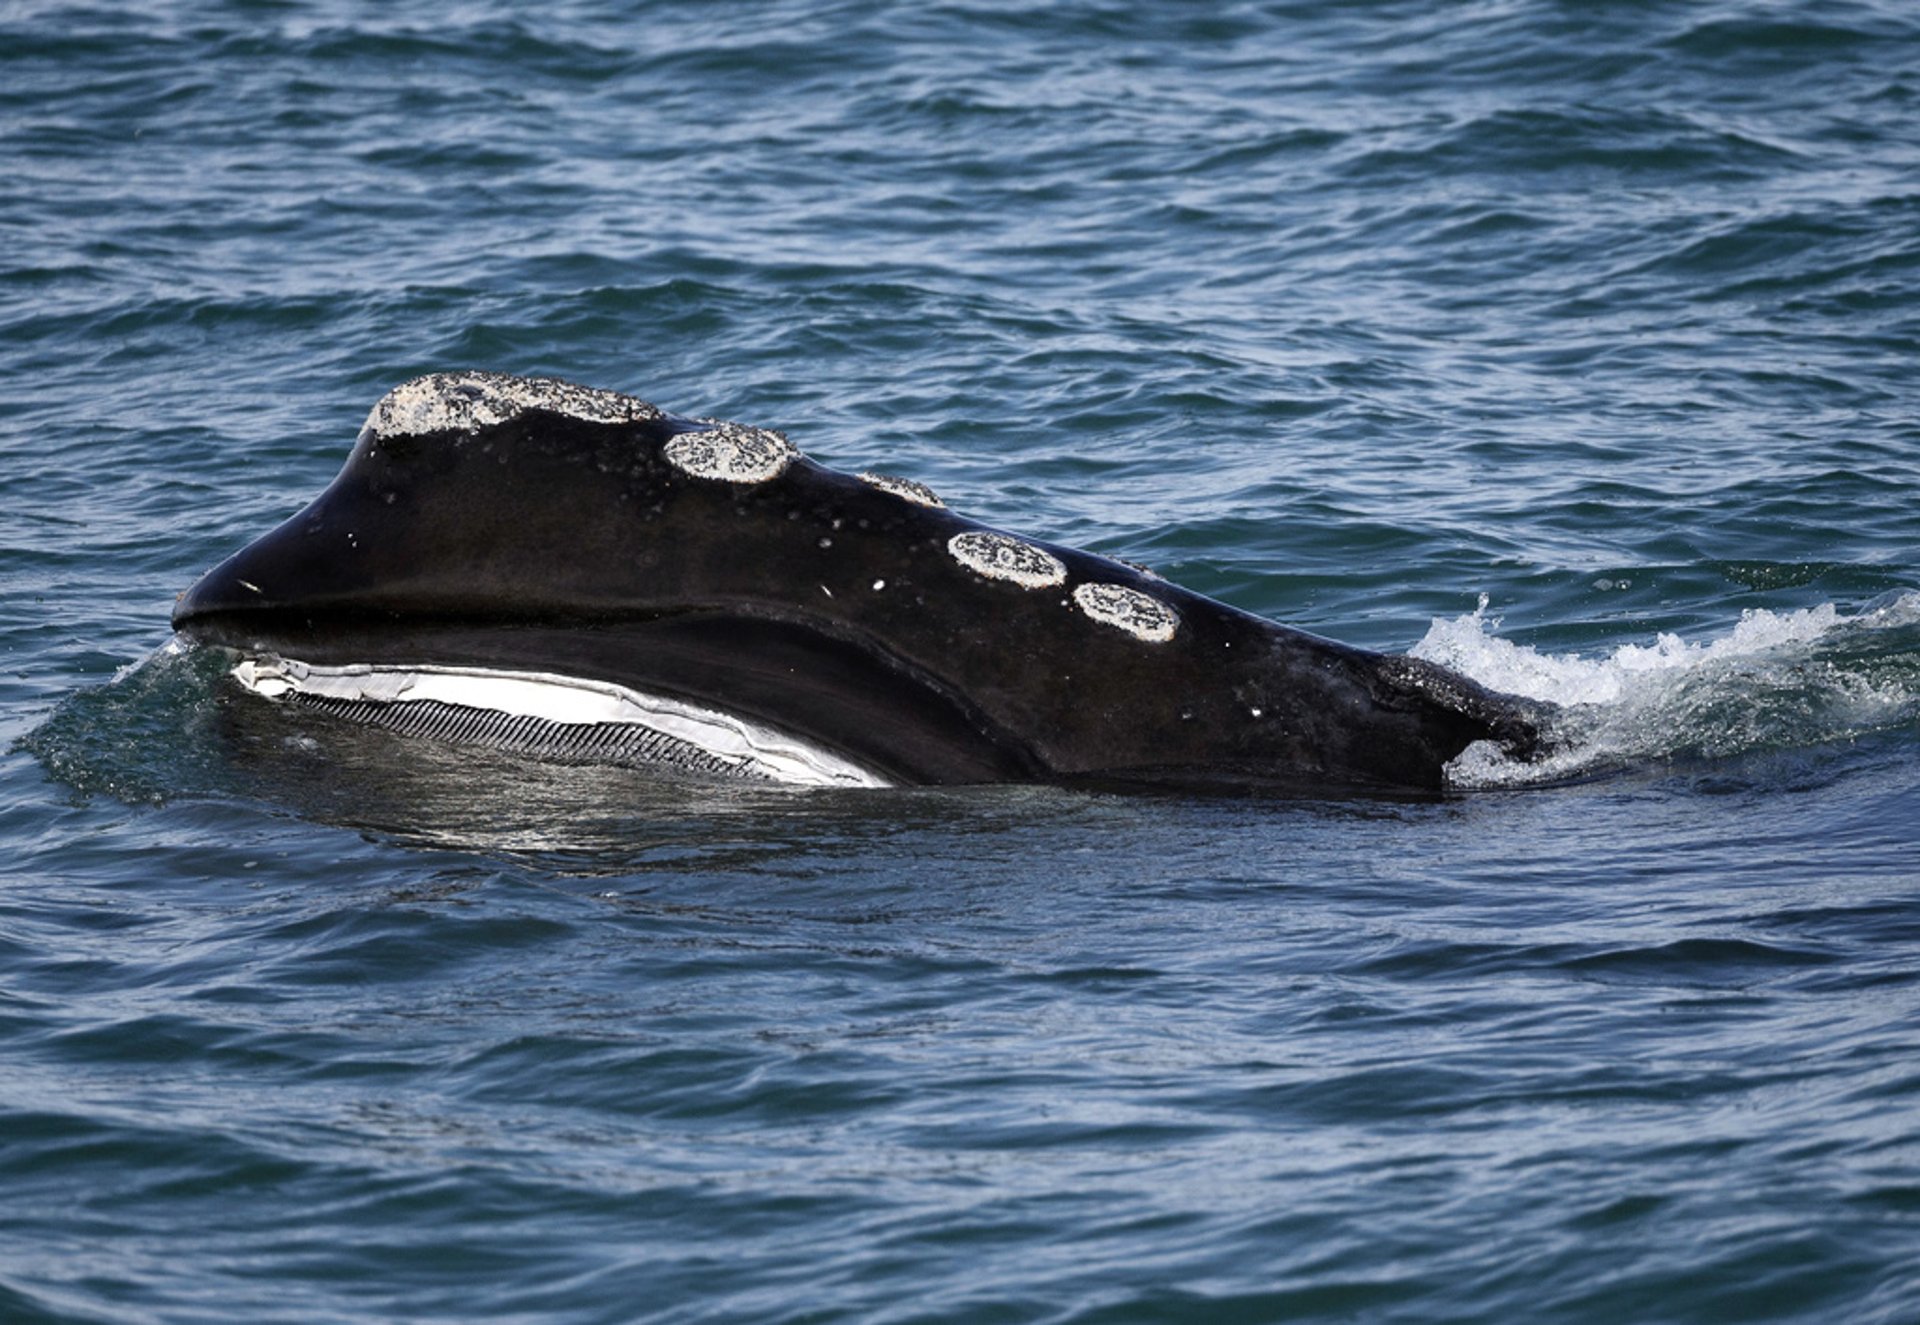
[
  {"x1": 1416, "y1": 591, "x2": 1920, "y2": 787},
  {"x1": 108, "y1": 635, "x2": 188, "y2": 685}
]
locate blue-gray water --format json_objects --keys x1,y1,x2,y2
[{"x1": 7, "y1": 3, "x2": 1920, "y2": 1321}]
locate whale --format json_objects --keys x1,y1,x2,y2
[{"x1": 171, "y1": 371, "x2": 1551, "y2": 794}]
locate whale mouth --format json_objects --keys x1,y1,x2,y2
[{"x1": 227, "y1": 655, "x2": 894, "y2": 789}]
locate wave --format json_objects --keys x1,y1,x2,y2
[{"x1": 1418, "y1": 590, "x2": 1920, "y2": 787}]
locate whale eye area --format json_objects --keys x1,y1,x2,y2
[
  {"x1": 1072, "y1": 582, "x2": 1180, "y2": 643},
  {"x1": 858, "y1": 472, "x2": 944, "y2": 507},
  {"x1": 946, "y1": 531, "x2": 1067, "y2": 589},
  {"x1": 662, "y1": 422, "x2": 797, "y2": 484}
]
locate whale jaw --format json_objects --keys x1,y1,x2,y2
[{"x1": 228, "y1": 655, "x2": 893, "y2": 789}]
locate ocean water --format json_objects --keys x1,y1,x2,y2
[{"x1": 6, "y1": 1, "x2": 1920, "y2": 1320}]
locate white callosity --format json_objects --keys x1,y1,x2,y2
[
  {"x1": 1072, "y1": 582, "x2": 1180, "y2": 643},
  {"x1": 358, "y1": 375, "x2": 1180, "y2": 657},
  {"x1": 858, "y1": 472, "x2": 944, "y2": 507},
  {"x1": 662, "y1": 421, "x2": 798, "y2": 484},
  {"x1": 362, "y1": 371, "x2": 662, "y2": 438},
  {"x1": 363, "y1": 372, "x2": 795, "y2": 483},
  {"x1": 947, "y1": 531, "x2": 1068, "y2": 589}
]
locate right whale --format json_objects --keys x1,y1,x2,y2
[{"x1": 170, "y1": 372, "x2": 1553, "y2": 794}]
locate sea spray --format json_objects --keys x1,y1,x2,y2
[{"x1": 1421, "y1": 591, "x2": 1920, "y2": 786}]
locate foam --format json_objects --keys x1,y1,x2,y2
[{"x1": 1414, "y1": 591, "x2": 1920, "y2": 787}]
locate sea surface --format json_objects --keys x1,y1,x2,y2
[{"x1": 6, "y1": 2, "x2": 1920, "y2": 1321}]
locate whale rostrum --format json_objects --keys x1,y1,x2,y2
[{"x1": 172, "y1": 371, "x2": 1551, "y2": 793}]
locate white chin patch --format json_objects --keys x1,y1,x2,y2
[{"x1": 230, "y1": 657, "x2": 891, "y2": 789}]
